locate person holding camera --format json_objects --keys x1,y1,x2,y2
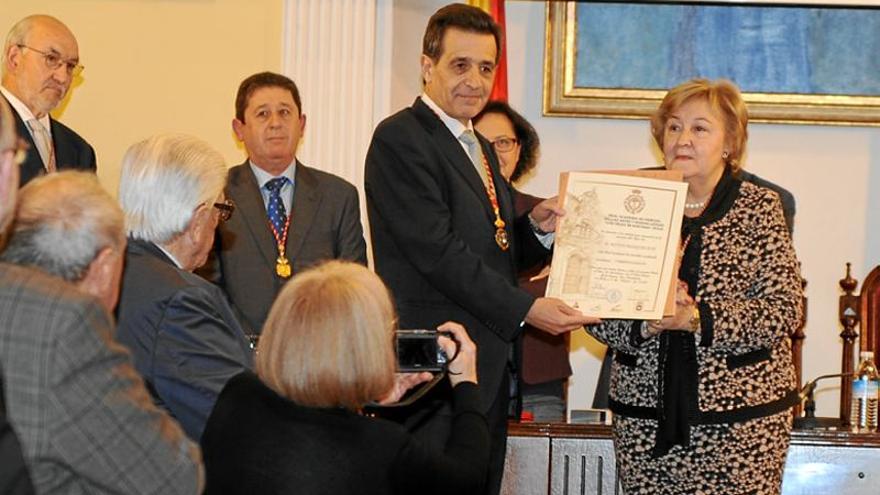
[{"x1": 200, "y1": 260, "x2": 489, "y2": 495}]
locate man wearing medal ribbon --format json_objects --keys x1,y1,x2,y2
[
  {"x1": 364, "y1": 5, "x2": 600, "y2": 494},
  {"x1": 199, "y1": 72, "x2": 367, "y2": 337}
]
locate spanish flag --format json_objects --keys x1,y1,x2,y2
[{"x1": 468, "y1": 0, "x2": 508, "y2": 102}]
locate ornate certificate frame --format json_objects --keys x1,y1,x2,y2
[{"x1": 543, "y1": 1, "x2": 880, "y2": 126}]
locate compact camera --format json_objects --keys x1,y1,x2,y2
[{"x1": 395, "y1": 329, "x2": 453, "y2": 372}]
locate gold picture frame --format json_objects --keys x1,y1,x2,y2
[{"x1": 543, "y1": 2, "x2": 880, "y2": 126}]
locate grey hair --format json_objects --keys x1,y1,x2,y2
[
  {"x1": 1, "y1": 16, "x2": 32, "y2": 74},
  {"x1": 119, "y1": 134, "x2": 226, "y2": 244},
  {"x1": 1, "y1": 171, "x2": 124, "y2": 282}
]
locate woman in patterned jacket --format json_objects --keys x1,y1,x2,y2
[{"x1": 587, "y1": 78, "x2": 803, "y2": 495}]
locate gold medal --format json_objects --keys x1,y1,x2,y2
[
  {"x1": 276, "y1": 256, "x2": 292, "y2": 278},
  {"x1": 268, "y1": 204, "x2": 293, "y2": 279},
  {"x1": 495, "y1": 228, "x2": 509, "y2": 251},
  {"x1": 493, "y1": 217, "x2": 509, "y2": 251}
]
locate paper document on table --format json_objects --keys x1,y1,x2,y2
[{"x1": 545, "y1": 170, "x2": 687, "y2": 320}]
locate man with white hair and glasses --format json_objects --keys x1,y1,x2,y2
[
  {"x1": 0, "y1": 167, "x2": 203, "y2": 494},
  {"x1": 115, "y1": 134, "x2": 254, "y2": 442},
  {"x1": 1, "y1": 15, "x2": 95, "y2": 186}
]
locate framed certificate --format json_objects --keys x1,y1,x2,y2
[{"x1": 546, "y1": 170, "x2": 687, "y2": 320}]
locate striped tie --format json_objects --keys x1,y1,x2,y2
[{"x1": 27, "y1": 119, "x2": 56, "y2": 173}]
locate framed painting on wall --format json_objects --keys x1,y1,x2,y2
[{"x1": 544, "y1": 1, "x2": 880, "y2": 126}]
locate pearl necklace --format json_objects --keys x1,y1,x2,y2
[{"x1": 684, "y1": 200, "x2": 707, "y2": 210}]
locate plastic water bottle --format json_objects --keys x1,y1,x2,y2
[{"x1": 851, "y1": 351, "x2": 879, "y2": 432}]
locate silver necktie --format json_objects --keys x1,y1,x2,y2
[
  {"x1": 459, "y1": 129, "x2": 489, "y2": 187},
  {"x1": 27, "y1": 119, "x2": 56, "y2": 173}
]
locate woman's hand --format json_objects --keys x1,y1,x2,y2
[
  {"x1": 645, "y1": 281, "x2": 697, "y2": 336},
  {"x1": 437, "y1": 321, "x2": 478, "y2": 387},
  {"x1": 376, "y1": 372, "x2": 433, "y2": 405}
]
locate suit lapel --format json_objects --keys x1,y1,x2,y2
[
  {"x1": 49, "y1": 119, "x2": 72, "y2": 170},
  {"x1": 286, "y1": 161, "x2": 320, "y2": 264},
  {"x1": 3, "y1": 94, "x2": 43, "y2": 185},
  {"x1": 227, "y1": 164, "x2": 279, "y2": 269},
  {"x1": 412, "y1": 98, "x2": 495, "y2": 221}
]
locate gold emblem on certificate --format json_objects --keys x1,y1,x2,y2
[
  {"x1": 624, "y1": 189, "x2": 646, "y2": 214},
  {"x1": 276, "y1": 256, "x2": 292, "y2": 278}
]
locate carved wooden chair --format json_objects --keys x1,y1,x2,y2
[{"x1": 837, "y1": 263, "x2": 880, "y2": 425}]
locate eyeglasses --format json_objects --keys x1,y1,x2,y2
[
  {"x1": 17, "y1": 44, "x2": 84, "y2": 77},
  {"x1": 490, "y1": 137, "x2": 519, "y2": 153},
  {"x1": 213, "y1": 199, "x2": 235, "y2": 222}
]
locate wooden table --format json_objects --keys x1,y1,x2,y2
[{"x1": 501, "y1": 422, "x2": 880, "y2": 495}]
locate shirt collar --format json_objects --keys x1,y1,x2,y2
[
  {"x1": 0, "y1": 85, "x2": 51, "y2": 131},
  {"x1": 249, "y1": 161, "x2": 297, "y2": 189},
  {"x1": 154, "y1": 242, "x2": 184, "y2": 270},
  {"x1": 421, "y1": 93, "x2": 474, "y2": 140}
]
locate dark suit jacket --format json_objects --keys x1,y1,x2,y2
[
  {"x1": 116, "y1": 239, "x2": 254, "y2": 441},
  {"x1": 201, "y1": 371, "x2": 489, "y2": 495},
  {"x1": 198, "y1": 161, "x2": 366, "y2": 334},
  {"x1": 365, "y1": 97, "x2": 548, "y2": 412},
  {"x1": 1, "y1": 95, "x2": 96, "y2": 186}
]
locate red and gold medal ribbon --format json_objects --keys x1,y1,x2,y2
[
  {"x1": 269, "y1": 213, "x2": 293, "y2": 278},
  {"x1": 420, "y1": 103, "x2": 509, "y2": 251},
  {"x1": 479, "y1": 153, "x2": 509, "y2": 251}
]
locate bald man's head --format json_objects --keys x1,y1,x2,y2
[{"x1": 2, "y1": 15, "x2": 80, "y2": 118}]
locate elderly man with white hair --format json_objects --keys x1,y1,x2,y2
[
  {"x1": 116, "y1": 134, "x2": 254, "y2": 442},
  {"x1": 0, "y1": 169, "x2": 203, "y2": 494}
]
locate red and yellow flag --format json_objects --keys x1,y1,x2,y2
[{"x1": 467, "y1": 0, "x2": 508, "y2": 102}]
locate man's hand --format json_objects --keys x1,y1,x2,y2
[
  {"x1": 529, "y1": 196, "x2": 565, "y2": 234},
  {"x1": 525, "y1": 297, "x2": 601, "y2": 335}
]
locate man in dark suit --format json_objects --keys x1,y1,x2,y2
[
  {"x1": 1, "y1": 169, "x2": 202, "y2": 494},
  {"x1": 198, "y1": 72, "x2": 366, "y2": 336},
  {"x1": 116, "y1": 134, "x2": 254, "y2": 441},
  {"x1": 364, "y1": 5, "x2": 598, "y2": 494},
  {"x1": 1, "y1": 15, "x2": 95, "y2": 186}
]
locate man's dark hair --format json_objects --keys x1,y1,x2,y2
[
  {"x1": 422, "y1": 3, "x2": 502, "y2": 63},
  {"x1": 235, "y1": 72, "x2": 302, "y2": 122},
  {"x1": 475, "y1": 100, "x2": 540, "y2": 183}
]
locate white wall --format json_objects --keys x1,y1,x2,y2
[
  {"x1": 384, "y1": 0, "x2": 880, "y2": 418},
  {"x1": 4, "y1": 0, "x2": 285, "y2": 195}
]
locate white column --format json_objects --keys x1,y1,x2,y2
[
  {"x1": 282, "y1": 0, "x2": 379, "y2": 208},
  {"x1": 283, "y1": 0, "x2": 393, "y2": 263}
]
